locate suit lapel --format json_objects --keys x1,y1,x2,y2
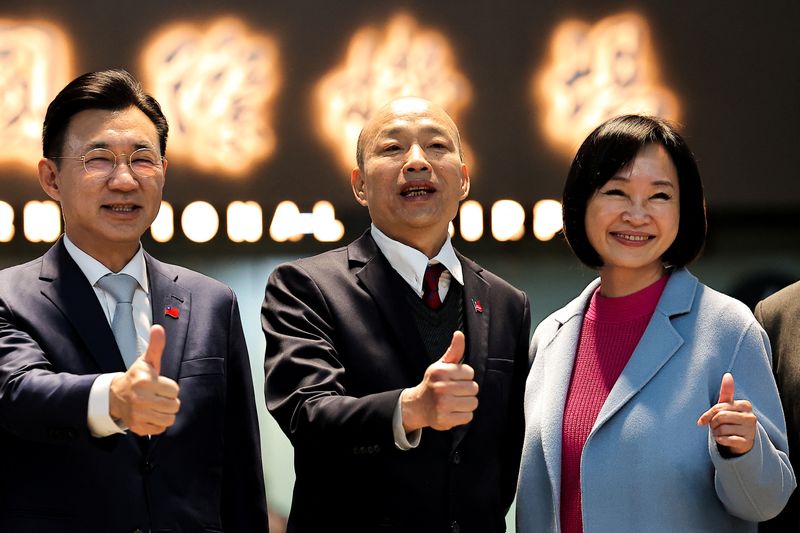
[
  {"x1": 39, "y1": 239, "x2": 126, "y2": 373},
  {"x1": 351, "y1": 233, "x2": 431, "y2": 380},
  {"x1": 451, "y1": 254, "x2": 490, "y2": 450},
  {"x1": 145, "y1": 254, "x2": 190, "y2": 383}
]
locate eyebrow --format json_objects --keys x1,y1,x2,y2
[
  {"x1": 606, "y1": 176, "x2": 675, "y2": 188},
  {"x1": 377, "y1": 125, "x2": 453, "y2": 140},
  {"x1": 83, "y1": 141, "x2": 155, "y2": 152}
]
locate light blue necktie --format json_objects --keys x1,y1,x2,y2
[{"x1": 96, "y1": 273, "x2": 139, "y2": 367}]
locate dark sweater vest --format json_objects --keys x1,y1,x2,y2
[{"x1": 403, "y1": 282, "x2": 465, "y2": 361}]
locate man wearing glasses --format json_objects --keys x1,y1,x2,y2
[{"x1": 0, "y1": 69, "x2": 269, "y2": 532}]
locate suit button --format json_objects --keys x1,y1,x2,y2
[
  {"x1": 143, "y1": 460, "x2": 154, "y2": 473},
  {"x1": 450, "y1": 520, "x2": 461, "y2": 533},
  {"x1": 452, "y1": 451, "x2": 461, "y2": 464}
]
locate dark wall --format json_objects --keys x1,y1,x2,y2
[{"x1": 1, "y1": 0, "x2": 799, "y2": 214}]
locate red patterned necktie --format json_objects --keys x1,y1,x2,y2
[{"x1": 422, "y1": 263, "x2": 447, "y2": 310}]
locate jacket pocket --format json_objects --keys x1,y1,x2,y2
[
  {"x1": 179, "y1": 356, "x2": 224, "y2": 378},
  {"x1": 486, "y1": 356, "x2": 514, "y2": 374}
]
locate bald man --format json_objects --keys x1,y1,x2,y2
[{"x1": 262, "y1": 98, "x2": 530, "y2": 532}]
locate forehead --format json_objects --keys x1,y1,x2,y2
[
  {"x1": 64, "y1": 106, "x2": 159, "y2": 150},
  {"x1": 620, "y1": 143, "x2": 678, "y2": 182},
  {"x1": 368, "y1": 100, "x2": 458, "y2": 140},
  {"x1": 602, "y1": 143, "x2": 677, "y2": 186}
]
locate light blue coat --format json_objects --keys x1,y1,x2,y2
[{"x1": 517, "y1": 268, "x2": 795, "y2": 532}]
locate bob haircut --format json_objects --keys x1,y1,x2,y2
[
  {"x1": 42, "y1": 69, "x2": 168, "y2": 161},
  {"x1": 562, "y1": 114, "x2": 707, "y2": 269}
]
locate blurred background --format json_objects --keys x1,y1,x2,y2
[{"x1": 1, "y1": 0, "x2": 798, "y2": 529}]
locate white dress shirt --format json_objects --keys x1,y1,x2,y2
[
  {"x1": 63, "y1": 235, "x2": 152, "y2": 437},
  {"x1": 370, "y1": 224, "x2": 464, "y2": 450}
]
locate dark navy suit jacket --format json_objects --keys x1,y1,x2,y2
[
  {"x1": 262, "y1": 230, "x2": 530, "y2": 533},
  {"x1": 0, "y1": 239, "x2": 268, "y2": 533}
]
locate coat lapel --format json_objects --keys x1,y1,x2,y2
[
  {"x1": 39, "y1": 239, "x2": 126, "y2": 373},
  {"x1": 450, "y1": 254, "x2": 490, "y2": 450},
  {"x1": 145, "y1": 254, "x2": 190, "y2": 383},
  {"x1": 539, "y1": 280, "x2": 597, "y2": 502},
  {"x1": 590, "y1": 269, "x2": 697, "y2": 435},
  {"x1": 351, "y1": 232, "x2": 431, "y2": 380}
]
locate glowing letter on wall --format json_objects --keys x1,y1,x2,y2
[
  {"x1": 141, "y1": 18, "x2": 281, "y2": 177},
  {"x1": 311, "y1": 201, "x2": 344, "y2": 243},
  {"x1": 23, "y1": 200, "x2": 60, "y2": 242},
  {"x1": 269, "y1": 201, "x2": 303, "y2": 243},
  {"x1": 181, "y1": 201, "x2": 219, "y2": 243},
  {"x1": 0, "y1": 201, "x2": 14, "y2": 242},
  {"x1": 315, "y1": 13, "x2": 472, "y2": 173},
  {"x1": 150, "y1": 201, "x2": 174, "y2": 243},
  {"x1": 491, "y1": 200, "x2": 525, "y2": 242},
  {"x1": 227, "y1": 201, "x2": 263, "y2": 243},
  {"x1": 459, "y1": 200, "x2": 483, "y2": 242},
  {"x1": 535, "y1": 13, "x2": 680, "y2": 155},
  {"x1": 532, "y1": 199, "x2": 563, "y2": 241},
  {"x1": 0, "y1": 19, "x2": 73, "y2": 170}
]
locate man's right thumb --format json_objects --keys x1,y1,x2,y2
[
  {"x1": 440, "y1": 330, "x2": 465, "y2": 364},
  {"x1": 143, "y1": 324, "x2": 166, "y2": 375}
]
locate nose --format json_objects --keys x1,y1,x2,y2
[
  {"x1": 106, "y1": 158, "x2": 138, "y2": 191},
  {"x1": 621, "y1": 201, "x2": 650, "y2": 224},
  {"x1": 403, "y1": 144, "x2": 431, "y2": 174}
]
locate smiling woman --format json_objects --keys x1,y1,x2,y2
[
  {"x1": 517, "y1": 114, "x2": 795, "y2": 533},
  {"x1": 583, "y1": 142, "x2": 680, "y2": 296}
]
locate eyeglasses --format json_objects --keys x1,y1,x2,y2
[{"x1": 50, "y1": 147, "x2": 166, "y2": 180}]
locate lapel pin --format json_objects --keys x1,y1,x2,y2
[
  {"x1": 164, "y1": 306, "x2": 180, "y2": 319},
  {"x1": 472, "y1": 298, "x2": 484, "y2": 313}
]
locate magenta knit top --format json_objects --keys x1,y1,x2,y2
[{"x1": 559, "y1": 274, "x2": 669, "y2": 533}]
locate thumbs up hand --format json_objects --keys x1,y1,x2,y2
[
  {"x1": 400, "y1": 331, "x2": 479, "y2": 433},
  {"x1": 697, "y1": 373, "x2": 757, "y2": 456},
  {"x1": 110, "y1": 325, "x2": 181, "y2": 436}
]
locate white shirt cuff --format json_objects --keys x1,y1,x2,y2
[
  {"x1": 393, "y1": 391, "x2": 421, "y2": 450},
  {"x1": 87, "y1": 372, "x2": 127, "y2": 437}
]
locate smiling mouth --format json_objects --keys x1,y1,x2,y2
[
  {"x1": 612, "y1": 232, "x2": 653, "y2": 242},
  {"x1": 401, "y1": 185, "x2": 435, "y2": 198},
  {"x1": 104, "y1": 204, "x2": 139, "y2": 213}
]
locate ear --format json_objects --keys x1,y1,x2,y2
[
  {"x1": 37, "y1": 158, "x2": 62, "y2": 201},
  {"x1": 459, "y1": 163, "x2": 470, "y2": 200},
  {"x1": 351, "y1": 167, "x2": 368, "y2": 206}
]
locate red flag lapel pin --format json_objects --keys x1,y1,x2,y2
[
  {"x1": 472, "y1": 298, "x2": 484, "y2": 313},
  {"x1": 164, "y1": 306, "x2": 180, "y2": 319}
]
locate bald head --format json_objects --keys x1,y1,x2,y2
[{"x1": 356, "y1": 97, "x2": 463, "y2": 170}]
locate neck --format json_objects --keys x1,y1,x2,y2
[
  {"x1": 375, "y1": 225, "x2": 448, "y2": 259},
  {"x1": 65, "y1": 231, "x2": 139, "y2": 273},
  {"x1": 598, "y1": 264, "x2": 667, "y2": 297}
]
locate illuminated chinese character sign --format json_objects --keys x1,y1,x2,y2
[
  {"x1": 315, "y1": 14, "x2": 472, "y2": 173},
  {"x1": 141, "y1": 17, "x2": 281, "y2": 178},
  {"x1": 535, "y1": 13, "x2": 681, "y2": 155},
  {"x1": 0, "y1": 19, "x2": 73, "y2": 171}
]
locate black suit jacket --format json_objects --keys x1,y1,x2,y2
[
  {"x1": 0, "y1": 239, "x2": 268, "y2": 533},
  {"x1": 262, "y1": 231, "x2": 530, "y2": 533},
  {"x1": 756, "y1": 280, "x2": 800, "y2": 532}
]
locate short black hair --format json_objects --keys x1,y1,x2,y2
[
  {"x1": 562, "y1": 114, "x2": 707, "y2": 269},
  {"x1": 42, "y1": 69, "x2": 168, "y2": 160}
]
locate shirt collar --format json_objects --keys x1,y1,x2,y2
[
  {"x1": 62, "y1": 234, "x2": 149, "y2": 294},
  {"x1": 370, "y1": 223, "x2": 463, "y2": 294}
]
